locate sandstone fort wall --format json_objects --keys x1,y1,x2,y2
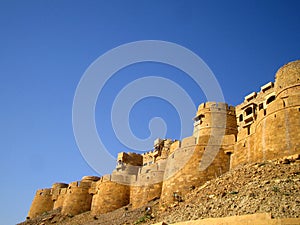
[
  {"x1": 91, "y1": 179, "x2": 130, "y2": 215},
  {"x1": 231, "y1": 60, "x2": 300, "y2": 168},
  {"x1": 27, "y1": 60, "x2": 300, "y2": 220},
  {"x1": 28, "y1": 189, "x2": 53, "y2": 219}
]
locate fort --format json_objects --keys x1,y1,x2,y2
[{"x1": 27, "y1": 60, "x2": 300, "y2": 219}]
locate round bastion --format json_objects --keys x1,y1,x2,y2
[{"x1": 275, "y1": 60, "x2": 300, "y2": 98}]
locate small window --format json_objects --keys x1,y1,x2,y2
[
  {"x1": 239, "y1": 114, "x2": 243, "y2": 122},
  {"x1": 264, "y1": 109, "x2": 266, "y2": 116},
  {"x1": 245, "y1": 107, "x2": 253, "y2": 116},
  {"x1": 266, "y1": 95, "x2": 275, "y2": 104},
  {"x1": 259, "y1": 103, "x2": 263, "y2": 110},
  {"x1": 194, "y1": 115, "x2": 200, "y2": 122},
  {"x1": 247, "y1": 126, "x2": 251, "y2": 135}
]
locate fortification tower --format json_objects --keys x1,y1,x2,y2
[
  {"x1": 265, "y1": 60, "x2": 300, "y2": 157},
  {"x1": 91, "y1": 175, "x2": 130, "y2": 215},
  {"x1": 51, "y1": 183, "x2": 68, "y2": 210},
  {"x1": 27, "y1": 188, "x2": 53, "y2": 219},
  {"x1": 275, "y1": 60, "x2": 300, "y2": 99},
  {"x1": 161, "y1": 102, "x2": 237, "y2": 204},
  {"x1": 61, "y1": 176, "x2": 99, "y2": 216},
  {"x1": 231, "y1": 60, "x2": 300, "y2": 168},
  {"x1": 193, "y1": 102, "x2": 237, "y2": 141}
]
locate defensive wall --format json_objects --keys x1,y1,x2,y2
[
  {"x1": 27, "y1": 60, "x2": 300, "y2": 220},
  {"x1": 231, "y1": 60, "x2": 300, "y2": 168}
]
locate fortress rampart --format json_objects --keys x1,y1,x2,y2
[
  {"x1": 231, "y1": 60, "x2": 300, "y2": 168},
  {"x1": 51, "y1": 183, "x2": 68, "y2": 210},
  {"x1": 91, "y1": 179, "x2": 130, "y2": 215},
  {"x1": 28, "y1": 189, "x2": 53, "y2": 219},
  {"x1": 27, "y1": 60, "x2": 300, "y2": 220}
]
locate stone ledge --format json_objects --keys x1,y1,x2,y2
[{"x1": 153, "y1": 213, "x2": 300, "y2": 225}]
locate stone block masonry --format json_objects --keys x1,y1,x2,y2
[
  {"x1": 28, "y1": 189, "x2": 53, "y2": 219},
  {"x1": 26, "y1": 60, "x2": 300, "y2": 220}
]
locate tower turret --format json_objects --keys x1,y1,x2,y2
[
  {"x1": 193, "y1": 102, "x2": 237, "y2": 142},
  {"x1": 27, "y1": 188, "x2": 53, "y2": 219},
  {"x1": 275, "y1": 60, "x2": 300, "y2": 98}
]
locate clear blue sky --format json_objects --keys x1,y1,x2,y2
[{"x1": 0, "y1": 1, "x2": 299, "y2": 224}]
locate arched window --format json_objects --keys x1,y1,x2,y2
[{"x1": 266, "y1": 95, "x2": 275, "y2": 105}]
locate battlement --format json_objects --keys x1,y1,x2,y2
[
  {"x1": 197, "y1": 102, "x2": 235, "y2": 113},
  {"x1": 52, "y1": 183, "x2": 68, "y2": 190},
  {"x1": 67, "y1": 180, "x2": 94, "y2": 188},
  {"x1": 81, "y1": 176, "x2": 100, "y2": 182},
  {"x1": 36, "y1": 188, "x2": 52, "y2": 196}
]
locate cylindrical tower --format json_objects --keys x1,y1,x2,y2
[
  {"x1": 231, "y1": 60, "x2": 300, "y2": 168},
  {"x1": 193, "y1": 102, "x2": 237, "y2": 141},
  {"x1": 61, "y1": 176, "x2": 99, "y2": 216},
  {"x1": 27, "y1": 188, "x2": 53, "y2": 219},
  {"x1": 262, "y1": 60, "x2": 300, "y2": 158},
  {"x1": 275, "y1": 60, "x2": 300, "y2": 98},
  {"x1": 51, "y1": 183, "x2": 68, "y2": 210},
  {"x1": 91, "y1": 179, "x2": 130, "y2": 215},
  {"x1": 161, "y1": 102, "x2": 235, "y2": 205},
  {"x1": 255, "y1": 60, "x2": 300, "y2": 162}
]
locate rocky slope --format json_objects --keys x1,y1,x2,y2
[{"x1": 19, "y1": 155, "x2": 300, "y2": 225}]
